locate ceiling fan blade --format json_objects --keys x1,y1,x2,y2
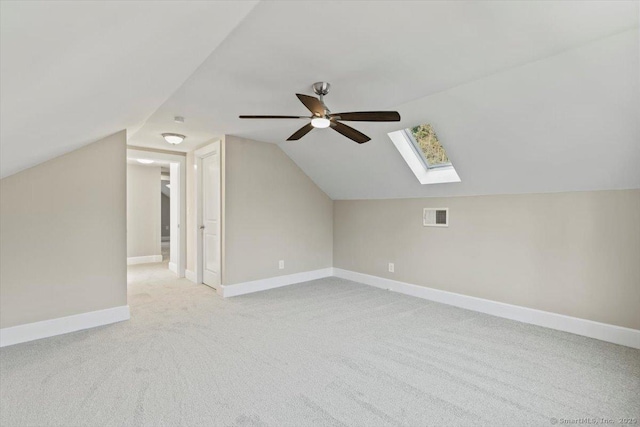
[
  {"x1": 330, "y1": 111, "x2": 401, "y2": 122},
  {"x1": 296, "y1": 94, "x2": 325, "y2": 116},
  {"x1": 239, "y1": 115, "x2": 307, "y2": 119},
  {"x1": 286, "y1": 123, "x2": 314, "y2": 141},
  {"x1": 330, "y1": 121, "x2": 371, "y2": 144}
]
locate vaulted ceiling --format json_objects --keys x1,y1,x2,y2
[
  {"x1": 2, "y1": 1, "x2": 638, "y2": 198},
  {"x1": 0, "y1": 1, "x2": 258, "y2": 178}
]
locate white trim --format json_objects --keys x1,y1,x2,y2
[
  {"x1": 0, "y1": 306, "x2": 130, "y2": 348},
  {"x1": 219, "y1": 268, "x2": 334, "y2": 298},
  {"x1": 185, "y1": 269, "x2": 197, "y2": 283},
  {"x1": 194, "y1": 141, "x2": 220, "y2": 157},
  {"x1": 388, "y1": 130, "x2": 460, "y2": 185},
  {"x1": 168, "y1": 262, "x2": 177, "y2": 274},
  {"x1": 127, "y1": 255, "x2": 163, "y2": 265},
  {"x1": 127, "y1": 148, "x2": 186, "y2": 278},
  {"x1": 333, "y1": 269, "x2": 640, "y2": 349}
]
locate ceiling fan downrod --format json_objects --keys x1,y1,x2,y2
[{"x1": 312, "y1": 82, "x2": 331, "y2": 113}]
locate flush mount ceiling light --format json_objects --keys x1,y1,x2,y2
[
  {"x1": 137, "y1": 159, "x2": 154, "y2": 164},
  {"x1": 162, "y1": 133, "x2": 186, "y2": 145}
]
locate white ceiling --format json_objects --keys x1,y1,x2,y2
[
  {"x1": 128, "y1": 1, "x2": 639, "y2": 198},
  {"x1": 2, "y1": 1, "x2": 638, "y2": 199},
  {"x1": 0, "y1": 0, "x2": 257, "y2": 178},
  {"x1": 282, "y1": 29, "x2": 639, "y2": 199}
]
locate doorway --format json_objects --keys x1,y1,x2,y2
[{"x1": 126, "y1": 148, "x2": 187, "y2": 278}]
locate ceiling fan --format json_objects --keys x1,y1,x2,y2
[{"x1": 239, "y1": 82, "x2": 401, "y2": 144}]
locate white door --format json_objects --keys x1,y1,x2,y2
[{"x1": 202, "y1": 149, "x2": 220, "y2": 288}]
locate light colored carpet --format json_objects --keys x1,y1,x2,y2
[{"x1": 1, "y1": 263, "x2": 638, "y2": 427}]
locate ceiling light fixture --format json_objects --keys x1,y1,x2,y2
[
  {"x1": 162, "y1": 133, "x2": 186, "y2": 145},
  {"x1": 137, "y1": 159, "x2": 154, "y2": 164},
  {"x1": 310, "y1": 117, "x2": 330, "y2": 129}
]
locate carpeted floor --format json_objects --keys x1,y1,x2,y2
[{"x1": 1, "y1": 263, "x2": 639, "y2": 427}]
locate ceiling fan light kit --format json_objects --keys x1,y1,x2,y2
[
  {"x1": 311, "y1": 117, "x2": 330, "y2": 128},
  {"x1": 239, "y1": 82, "x2": 400, "y2": 144}
]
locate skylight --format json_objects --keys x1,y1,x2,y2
[
  {"x1": 407, "y1": 124, "x2": 450, "y2": 168},
  {"x1": 388, "y1": 123, "x2": 460, "y2": 185}
]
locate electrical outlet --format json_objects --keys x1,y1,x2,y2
[
  {"x1": 388, "y1": 263, "x2": 395, "y2": 273},
  {"x1": 279, "y1": 260, "x2": 284, "y2": 270}
]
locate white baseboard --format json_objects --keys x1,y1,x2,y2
[
  {"x1": 333, "y1": 268, "x2": 640, "y2": 349},
  {"x1": 219, "y1": 268, "x2": 333, "y2": 298},
  {"x1": 168, "y1": 262, "x2": 177, "y2": 274},
  {"x1": 185, "y1": 269, "x2": 197, "y2": 283},
  {"x1": 127, "y1": 255, "x2": 162, "y2": 265},
  {"x1": 0, "y1": 305, "x2": 130, "y2": 348}
]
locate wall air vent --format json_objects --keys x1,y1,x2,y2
[{"x1": 423, "y1": 208, "x2": 448, "y2": 227}]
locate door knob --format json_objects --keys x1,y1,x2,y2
[{"x1": 199, "y1": 225, "x2": 205, "y2": 230}]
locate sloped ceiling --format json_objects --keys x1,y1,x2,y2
[
  {"x1": 0, "y1": 0, "x2": 257, "y2": 178},
  {"x1": 128, "y1": 1, "x2": 639, "y2": 199},
  {"x1": 3, "y1": 1, "x2": 638, "y2": 199},
  {"x1": 281, "y1": 29, "x2": 639, "y2": 199}
]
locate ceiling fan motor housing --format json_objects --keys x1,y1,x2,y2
[{"x1": 312, "y1": 82, "x2": 331, "y2": 97}]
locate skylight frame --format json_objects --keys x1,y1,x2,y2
[
  {"x1": 388, "y1": 127, "x2": 460, "y2": 186},
  {"x1": 402, "y1": 128, "x2": 452, "y2": 170}
]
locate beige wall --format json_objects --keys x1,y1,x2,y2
[
  {"x1": 334, "y1": 190, "x2": 640, "y2": 330},
  {"x1": 223, "y1": 136, "x2": 333, "y2": 285},
  {"x1": 126, "y1": 164, "x2": 161, "y2": 258},
  {"x1": 0, "y1": 131, "x2": 127, "y2": 328}
]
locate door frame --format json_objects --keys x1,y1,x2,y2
[
  {"x1": 126, "y1": 148, "x2": 187, "y2": 278},
  {"x1": 194, "y1": 140, "x2": 223, "y2": 287}
]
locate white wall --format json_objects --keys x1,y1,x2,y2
[
  {"x1": 126, "y1": 164, "x2": 161, "y2": 259},
  {"x1": 334, "y1": 190, "x2": 640, "y2": 330},
  {"x1": 0, "y1": 131, "x2": 127, "y2": 328}
]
